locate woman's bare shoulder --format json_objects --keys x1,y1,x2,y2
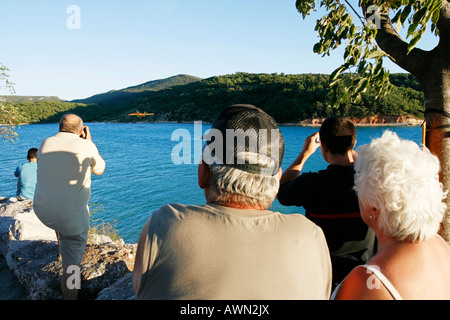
[{"x1": 334, "y1": 265, "x2": 393, "y2": 300}]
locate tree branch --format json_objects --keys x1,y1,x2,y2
[
  {"x1": 436, "y1": 0, "x2": 450, "y2": 52},
  {"x1": 360, "y1": 2, "x2": 431, "y2": 78},
  {"x1": 376, "y1": 13, "x2": 430, "y2": 76},
  {"x1": 344, "y1": 0, "x2": 365, "y2": 26}
]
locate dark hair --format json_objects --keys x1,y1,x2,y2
[
  {"x1": 27, "y1": 148, "x2": 38, "y2": 160},
  {"x1": 319, "y1": 116, "x2": 356, "y2": 155}
]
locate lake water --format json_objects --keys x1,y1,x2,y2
[{"x1": 0, "y1": 123, "x2": 422, "y2": 243}]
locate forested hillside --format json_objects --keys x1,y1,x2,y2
[
  {"x1": 9, "y1": 73, "x2": 424, "y2": 124},
  {"x1": 71, "y1": 74, "x2": 201, "y2": 105}
]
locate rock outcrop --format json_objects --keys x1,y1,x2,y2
[
  {"x1": 301, "y1": 115, "x2": 423, "y2": 126},
  {"x1": 0, "y1": 197, "x2": 136, "y2": 300}
]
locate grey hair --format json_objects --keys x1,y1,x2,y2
[{"x1": 207, "y1": 152, "x2": 280, "y2": 209}]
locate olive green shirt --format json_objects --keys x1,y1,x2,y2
[{"x1": 134, "y1": 203, "x2": 332, "y2": 300}]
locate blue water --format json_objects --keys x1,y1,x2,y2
[{"x1": 0, "y1": 123, "x2": 422, "y2": 243}]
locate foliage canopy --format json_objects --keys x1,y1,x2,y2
[{"x1": 296, "y1": 0, "x2": 443, "y2": 106}]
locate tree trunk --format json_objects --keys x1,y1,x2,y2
[
  {"x1": 421, "y1": 66, "x2": 450, "y2": 243},
  {"x1": 369, "y1": 1, "x2": 450, "y2": 243},
  {"x1": 411, "y1": 3, "x2": 450, "y2": 243}
]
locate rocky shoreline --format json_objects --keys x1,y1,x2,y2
[
  {"x1": 0, "y1": 197, "x2": 136, "y2": 300},
  {"x1": 13, "y1": 114, "x2": 423, "y2": 127},
  {"x1": 299, "y1": 115, "x2": 423, "y2": 127}
]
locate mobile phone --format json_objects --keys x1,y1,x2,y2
[{"x1": 80, "y1": 127, "x2": 88, "y2": 138}]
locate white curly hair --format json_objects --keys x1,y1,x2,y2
[{"x1": 354, "y1": 130, "x2": 447, "y2": 243}]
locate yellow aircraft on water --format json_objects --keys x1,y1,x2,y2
[{"x1": 128, "y1": 110, "x2": 155, "y2": 118}]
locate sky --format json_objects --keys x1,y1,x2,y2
[{"x1": 0, "y1": 0, "x2": 440, "y2": 101}]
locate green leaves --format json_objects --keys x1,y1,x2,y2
[
  {"x1": 0, "y1": 63, "x2": 21, "y2": 142},
  {"x1": 407, "y1": 27, "x2": 426, "y2": 53},
  {"x1": 295, "y1": 0, "x2": 442, "y2": 108},
  {"x1": 296, "y1": 0, "x2": 316, "y2": 18},
  {"x1": 0, "y1": 63, "x2": 15, "y2": 94},
  {"x1": 310, "y1": 2, "x2": 355, "y2": 57},
  {"x1": 403, "y1": 0, "x2": 442, "y2": 52},
  {"x1": 0, "y1": 103, "x2": 25, "y2": 142}
]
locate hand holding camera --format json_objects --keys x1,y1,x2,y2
[
  {"x1": 302, "y1": 132, "x2": 321, "y2": 157},
  {"x1": 80, "y1": 126, "x2": 92, "y2": 140}
]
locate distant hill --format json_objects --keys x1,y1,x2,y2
[
  {"x1": 121, "y1": 74, "x2": 202, "y2": 92},
  {"x1": 0, "y1": 96, "x2": 62, "y2": 103},
  {"x1": 71, "y1": 74, "x2": 202, "y2": 105},
  {"x1": 10, "y1": 73, "x2": 425, "y2": 124}
]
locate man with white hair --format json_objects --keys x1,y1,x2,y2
[
  {"x1": 133, "y1": 104, "x2": 332, "y2": 300},
  {"x1": 34, "y1": 114, "x2": 105, "y2": 300}
]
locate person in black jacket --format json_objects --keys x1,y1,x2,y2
[{"x1": 277, "y1": 116, "x2": 377, "y2": 289}]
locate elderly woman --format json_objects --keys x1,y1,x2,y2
[{"x1": 333, "y1": 130, "x2": 450, "y2": 300}]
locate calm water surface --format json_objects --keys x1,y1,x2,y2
[{"x1": 0, "y1": 123, "x2": 422, "y2": 243}]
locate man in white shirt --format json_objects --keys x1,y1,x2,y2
[{"x1": 33, "y1": 114, "x2": 105, "y2": 300}]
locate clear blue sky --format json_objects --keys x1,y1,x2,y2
[{"x1": 0, "y1": 0, "x2": 439, "y2": 101}]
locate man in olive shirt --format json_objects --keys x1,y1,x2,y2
[{"x1": 133, "y1": 105, "x2": 332, "y2": 299}]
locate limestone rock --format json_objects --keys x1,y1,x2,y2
[
  {"x1": 0, "y1": 197, "x2": 137, "y2": 300},
  {"x1": 78, "y1": 243, "x2": 136, "y2": 300},
  {"x1": 301, "y1": 115, "x2": 422, "y2": 127},
  {"x1": 12, "y1": 240, "x2": 62, "y2": 300},
  {"x1": 96, "y1": 272, "x2": 135, "y2": 300},
  {"x1": 1, "y1": 197, "x2": 57, "y2": 268}
]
